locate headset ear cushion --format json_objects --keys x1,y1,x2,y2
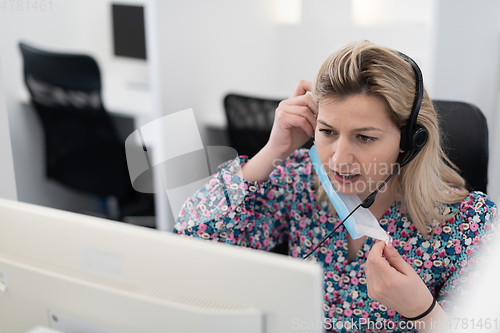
[{"x1": 412, "y1": 127, "x2": 428, "y2": 149}]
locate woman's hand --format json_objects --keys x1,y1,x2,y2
[
  {"x1": 266, "y1": 80, "x2": 318, "y2": 161},
  {"x1": 238, "y1": 80, "x2": 317, "y2": 183},
  {"x1": 364, "y1": 239, "x2": 437, "y2": 319}
]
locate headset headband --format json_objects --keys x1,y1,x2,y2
[{"x1": 397, "y1": 52, "x2": 428, "y2": 162}]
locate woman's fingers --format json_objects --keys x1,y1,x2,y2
[
  {"x1": 300, "y1": 94, "x2": 318, "y2": 115},
  {"x1": 366, "y1": 242, "x2": 400, "y2": 307},
  {"x1": 368, "y1": 240, "x2": 415, "y2": 276},
  {"x1": 365, "y1": 241, "x2": 390, "y2": 279},
  {"x1": 280, "y1": 111, "x2": 315, "y2": 137},
  {"x1": 278, "y1": 105, "x2": 317, "y2": 136},
  {"x1": 279, "y1": 94, "x2": 317, "y2": 122},
  {"x1": 382, "y1": 242, "x2": 415, "y2": 276},
  {"x1": 290, "y1": 80, "x2": 313, "y2": 98}
]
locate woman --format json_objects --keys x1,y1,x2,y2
[{"x1": 174, "y1": 41, "x2": 497, "y2": 332}]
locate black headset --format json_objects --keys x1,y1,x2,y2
[{"x1": 397, "y1": 52, "x2": 428, "y2": 167}]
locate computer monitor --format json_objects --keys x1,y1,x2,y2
[
  {"x1": 0, "y1": 198, "x2": 324, "y2": 333},
  {"x1": 111, "y1": 3, "x2": 147, "y2": 60}
]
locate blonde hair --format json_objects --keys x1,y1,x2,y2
[{"x1": 311, "y1": 41, "x2": 468, "y2": 235}]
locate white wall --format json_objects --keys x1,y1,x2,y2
[
  {"x1": 156, "y1": 0, "x2": 436, "y2": 128},
  {"x1": 0, "y1": 55, "x2": 17, "y2": 201},
  {"x1": 431, "y1": 0, "x2": 500, "y2": 120}
]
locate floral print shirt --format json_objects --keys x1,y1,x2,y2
[{"x1": 174, "y1": 149, "x2": 498, "y2": 332}]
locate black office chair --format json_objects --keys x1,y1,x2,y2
[
  {"x1": 224, "y1": 93, "x2": 314, "y2": 158},
  {"x1": 434, "y1": 100, "x2": 488, "y2": 193},
  {"x1": 19, "y1": 42, "x2": 154, "y2": 220}
]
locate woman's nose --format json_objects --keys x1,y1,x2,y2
[{"x1": 331, "y1": 137, "x2": 354, "y2": 169}]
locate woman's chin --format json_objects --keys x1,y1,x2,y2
[
  {"x1": 332, "y1": 180, "x2": 372, "y2": 200},
  {"x1": 333, "y1": 182, "x2": 362, "y2": 196}
]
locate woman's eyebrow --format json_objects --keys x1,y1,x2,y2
[
  {"x1": 354, "y1": 127, "x2": 383, "y2": 132},
  {"x1": 317, "y1": 119, "x2": 333, "y2": 128},
  {"x1": 317, "y1": 119, "x2": 383, "y2": 132}
]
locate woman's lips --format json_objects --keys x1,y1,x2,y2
[{"x1": 332, "y1": 171, "x2": 361, "y2": 185}]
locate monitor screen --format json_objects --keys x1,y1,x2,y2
[
  {"x1": 0, "y1": 198, "x2": 324, "y2": 333},
  {"x1": 112, "y1": 4, "x2": 147, "y2": 60}
]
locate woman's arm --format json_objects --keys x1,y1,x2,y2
[{"x1": 237, "y1": 144, "x2": 281, "y2": 183}]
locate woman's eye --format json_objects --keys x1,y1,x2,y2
[
  {"x1": 358, "y1": 134, "x2": 376, "y2": 143},
  {"x1": 319, "y1": 129, "x2": 334, "y2": 136}
]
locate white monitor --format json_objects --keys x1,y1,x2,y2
[{"x1": 0, "y1": 198, "x2": 324, "y2": 333}]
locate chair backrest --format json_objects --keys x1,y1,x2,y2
[
  {"x1": 224, "y1": 94, "x2": 279, "y2": 158},
  {"x1": 20, "y1": 42, "x2": 102, "y2": 99},
  {"x1": 224, "y1": 93, "x2": 313, "y2": 158},
  {"x1": 224, "y1": 94, "x2": 488, "y2": 193},
  {"x1": 433, "y1": 100, "x2": 488, "y2": 193},
  {"x1": 19, "y1": 42, "x2": 134, "y2": 200}
]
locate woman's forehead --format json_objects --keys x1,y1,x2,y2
[{"x1": 317, "y1": 95, "x2": 395, "y2": 129}]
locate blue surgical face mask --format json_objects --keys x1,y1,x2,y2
[{"x1": 308, "y1": 145, "x2": 389, "y2": 241}]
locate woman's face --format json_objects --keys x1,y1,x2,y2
[{"x1": 315, "y1": 94, "x2": 402, "y2": 201}]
